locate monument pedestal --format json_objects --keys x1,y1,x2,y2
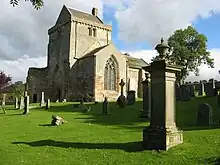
[
  {"x1": 142, "y1": 58, "x2": 183, "y2": 151},
  {"x1": 143, "y1": 125, "x2": 183, "y2": 150}
]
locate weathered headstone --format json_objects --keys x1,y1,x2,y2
[
  {"x1": 51, "y1": 115, "x2": 67, "y2": 126},
  {"x1": 23, "y1": 96, "x2": 29, "y2": 115},
  {"x1": 62, "y1": 99, "x2": 67, "y2": 103},
  {"x1": 15, "y1": 97, "x2": 19, "y2": 109},
  {"x1": 117, "y1": 79, "x2": 127, "y2": 108},
  {"x1": 19, "y1": 97, "x2": 24, "y2": 110},
  {"x1": 197, "y1": 103, "x2": 213, "y2": 126},
  {"x1": 142, "y1": 38, "x2": 183, "y2": 151},
  {"x1": 140, "y1": 73, "x2": 151, "y2": 118},
  {"x1": 198, "y1": 82, "x2": 205, "y2": 96},
  {"x1": 127, "y1": 90, "x2": 136, "y2": 105},
  {"x1": 45, "y1": 99, "x2": 50, "y2": 110},
  {"x1": 1, "y1": 94, "x2": 6, "y2": 113},
  {"x1": 102, "y1": 97, "x2": 109, "y2": 114},
  {"x1": 205, "y1": 80, "x2": 217, "y2": 97},
  {"x1": 40, "y1": 92, "x2": 45, "y2": 106},
  {"x1": 175, "y1": 84, "x2": 182, "y2": 101},
  {"x1": 181, "y1": 85, "x2": 191, "y2": 101}
]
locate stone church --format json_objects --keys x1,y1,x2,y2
[{"x1": 27, "y1": 5, "x2": 148, "y2": 102}]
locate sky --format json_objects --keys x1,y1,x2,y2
[{"x1": 0, "y1": 0, "x2": 220, "y2": 82}]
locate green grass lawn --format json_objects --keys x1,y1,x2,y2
[{"x1": 0, "y1": 97, "x2": 220, "y2": 165}]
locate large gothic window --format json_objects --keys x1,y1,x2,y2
[{"x1": 104, "y1": 57, "x2": 117, "y2": 90}]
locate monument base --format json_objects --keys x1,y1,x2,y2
[
  {"x1": 142, "y1": 125, "x2": 183, "y2": 150},
  {"x1": 139, "y1": 111, "x2": 150, "y2": 118}
]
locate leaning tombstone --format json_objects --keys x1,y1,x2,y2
[
  {"x1": 197, "y1": 103, "x2": 213, "y2": 126},
  {"x1": 23, "y1": 96, "x2": 29, "y2": 115},
  {"x1": 45, "y1": 99, "x2": 50, "y2": 110}
]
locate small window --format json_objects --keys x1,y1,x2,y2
[
  {"x1": 93, "y1": 28, "x2": 97, "y2": 37},
  {"x1": 88, "y1": 28, "x2": 92, "y2": 36}
]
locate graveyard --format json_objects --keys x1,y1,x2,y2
[{"x1": 0, "y1": 95, "x2": 220, "y2": 165}]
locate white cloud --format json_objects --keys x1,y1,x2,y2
[
  {"x1": 127, "y1": 48, "x2": 220, "y2": 81},
  {"x1": 114, "y1": 0, "x2": 220, "y2": 46},
  {"x1": 0, "y1": 0, "x2": 104, "y2": 61},
  {"x1": 0, "y1": 56, "x2": 47, "y2": 82}
]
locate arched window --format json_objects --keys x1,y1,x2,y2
[{"x1": 104, "y1": 57, "x2": 117, "y2": 90}]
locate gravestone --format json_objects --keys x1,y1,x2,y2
[
  {"x1": 140, "y1": 73, "x2": 151, "y2": 118},
  {"x1": 198, "y1": 82, "x2": 205, "y2": 96},
  {"x1": 175, "y1": 84, "x2": 182, "y2": 101},
  {"x1": 15, "y1": 97, "x2": 18, "y2": 109},
  {"x1": 19, "y1": 97, "x2": 24, "y2": 110},
  {"x1": 117, "y1": 79, "x2": 127, "y2": 108},
  {"x1": 127, "y1": 90, "x2": 136, "y2": 105},
  {"x1": 102, "y1": 97, "x2": 109, "y2": 115},
  {"x1": 197, "y1": 103, "x2": 213, "y2": 126},
  {"x1": 187, "y1": 84, "x2": 195, "y2": 97},
  {"x1": 23, "y1": 96, "x2": 29, "y2": 115},
  {"x1": 62, "y1": 99, "x2": 66, "y2": 102},
  {"x1": 1, "y1": 94, "x2": 6, "y2": 113},
  {"x1": 40, "y1": 92, "x2": 45, "y2": 106},
  {"x1": 2, "y1": 93, "x2": 6, "y2": 107},
  {"x1": 181, "y1": 85, "x2": 191, "y2": 101},
  {"x1": 205, "y1": 80, "x2": 217, "y2": 97},
  {"x1": 142, "y1": 38, "x2": 183, "y2": 151},
  {"x1": 45, "y1": 99, "x2": 50, "y2": 110}
]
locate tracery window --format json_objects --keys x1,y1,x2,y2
[{"x1": 104, "y1": 57, "x2": 117, "y2": 90}]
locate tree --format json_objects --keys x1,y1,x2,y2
[
  {"x1": 152, "y1": 26, "x2": 214, "y2": 83},
  {"x1": 0, "y1": 71, "x2": 12, "y2": 94},
  {"x1": 10, "y1": 0, "x2": 44, "y2": 10}
]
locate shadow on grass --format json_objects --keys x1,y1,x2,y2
[
  {"x1": 38, "y1": 124, "x2": 53, "y2": 127},
  {"x1": 12, "y1": 139, "x2": 144, "y2": 153},
  {"x1": 28, "y1": 96, "x2": 220, "y2": 131},
  {"x1": 204, "y1": 157, "x2": 220, "y2": 165}
]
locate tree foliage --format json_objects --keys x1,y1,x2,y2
[
  {"x1": 7, "y1": 81, "x2": 25, "y2": 97},
  {"x1": 152, "y1": 26, "x2": 214, "y2": 83},
  {"x1": 10, "y1": 0, "x2": 44, "y2": 10},
  {"x1": 0, "y1": 71, "x2": 12, "y2": 93}
]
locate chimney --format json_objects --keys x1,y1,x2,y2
[{"x1": 92, "y1": 8, "x2": 98, "y2": 16}]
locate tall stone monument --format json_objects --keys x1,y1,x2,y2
[{"x1": 142, "y1": 38, "x2": 183, "y2": 151}]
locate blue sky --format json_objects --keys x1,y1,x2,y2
[
  {"x1": 103, "y1": 4, "x2": 220, "y2": 51},
  {"x1": 1, "y1": 0, "x2": 220, "y2": 82}
]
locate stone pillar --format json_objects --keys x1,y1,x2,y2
[
  {"x1": 45, "y1": 99, "x2": 50, "y2": 110},
  {"x1": 1, "y1": 93, "x2": 6, "y2": 106},
  {"x1": 19, "y1": 97, "x2": 24, "y2": 110},
  {"x1": 15, "y1": 97, "x2": 19, "y2": 109},
  {"x1": 140, "y1": 73, "x2": 151, "y2": 118},
  {"x1": 23, "y1": 96, "x2": 29, "y2": 114},
  {"x1": 40, "y1": 92, "x2": 45, "y2": 106},
  {"x1": 198, "y1": 81, "x2": 205, "y2": 96},
  {"x1": 142, "y1": 59, "x2": 183, "y2": 151}
]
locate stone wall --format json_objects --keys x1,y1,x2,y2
[
  {"x1": 67, "y1": 56, "x2": 95, "y2": 101},
  {"x1": 69, "y1": 21, "x2": 111, "y2": 60},
  {"x1": 94, "y1": 44, "x2": 127, "y2": 101},
  {"x1": 27, "y1": 67, "x2": 48, "y2": 103}
]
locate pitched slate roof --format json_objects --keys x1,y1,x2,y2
[
  {"x1": 66, "y1": 7, "x2": 103, "y2": 24},
  {"x1": 125, "y1": 55, "x2": 149, "y2": 69}
]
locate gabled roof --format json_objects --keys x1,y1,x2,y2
[
  {"x1": 125, "y1": 55, "x2": 149, "y2": 69},
  {"x1": 66, "y1": 6, "x2": 103, "y2": 24},
  {"x1": 80, "y1": 45, "x2": 108, "y2": 59}
]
